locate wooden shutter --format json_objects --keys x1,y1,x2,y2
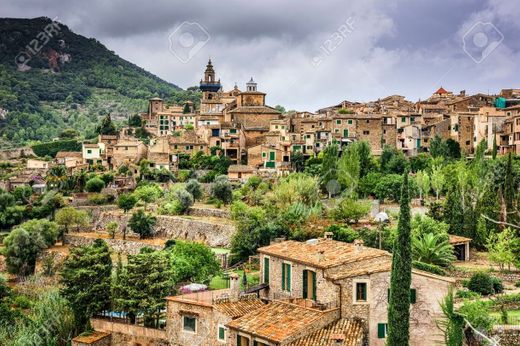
[
  {"x1": 312, "y1": 271, "x2": 317, "y2": 301},
  {"x1": 377, "y1": 323, "x2": 386, "y2": 338},
  {"x1": 287, "y1": 264, "x2": 291, "y2": 291},
  {"x1": 302, "y1": 270, "x2": 308, "y2": 299},
  {"x1": 410, "y1": 289, "x2": 417, "y2": 304},
  {"x1": 281, "y1": 263, "x2": 286, "y2": 290},
  {"x1": 237, "y1": 335, "x2": 241, "y2": 346},
  {"x1": 264, "y1": 257, "x2": 269, "y2": 284}
]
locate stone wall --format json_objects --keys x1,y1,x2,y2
[
  {"x1": 187, "y1": 206, "x2": 230, "y2": 219},
  {"x1": 64, "y1": 234, "x2": 162, "y2": 255},
  {"x1": 491, "y1": 326, "x2": 520, "y2": 346},
  {"x1": 72, "y1": 331, "x2": 111, "y2": 346},
  {"x1": 93, "y1": 211, "x2": 235, "y2": 247},
  {"x1": 91, "y1": 319, "x2": 168, "y2": 346}
]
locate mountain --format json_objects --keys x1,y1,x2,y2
[{"x1": 0, "y1": 17, "x2": 200, "y2": 148}]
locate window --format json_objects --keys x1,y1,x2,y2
[
  {"x1": 355, "y1": 282, "x2": 367, "y2": 302},
  {"x1": 262, "y1": 152, "x2": 266, "y2": 158},
  {"x1": 263, "y1": 257, "x2": 270, "y2": 284},
  {"x1": 237, "y1": 336, "x2": 250, "y2": 346},
  {"x1": 336, "y1": 119, "x2": 341, "y2": 125},
  {"x1": 410, "y1": 116, "x2": 415, "y2": 122},
  {"x1": 282, "y1": 262, "x2": 292, "y2": 291},
  {"x1": 348, "y1": 119, "x2": 353, "y2": 124},
  {"x1": 183, "y1": 316, "x2": 196, "y2": 332},
  {"x1": 303, "y1": 270, "x2": 317, "y2": 300},
  {"x1": 377, "y1": 323, "x2": 388, "y2": 338},
  {"x1": 87, "y1": 149, "x2": 92, "y2": 154},
  {"x1": 269, "y1": 151, "x2": 275, "y2": 161},
  {"x1": 218, "y1": 325, "x2": 226, "y2": 342},
  {"x1": 401, "y1": 117, "x2": 406, "y2": 123},
  {"x1": 363, "y1": 130, "x2": 370, "y2": 135}
]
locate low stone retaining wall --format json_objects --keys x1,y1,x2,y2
[
  {"x1": 94, "y1": 211, "x2": 235, "y2": 247},
  {"x1": 91, "y1": 319, "x2": 168, "y2": 346},
  {"x1": 187, "y1": 206, "x2": 230, "y2": 219},
  {"x1": 64, "y1": 234, "x2": 162, "y2": 255},
  {"x1": 491, "y1": 325, "x2": 520, "y2": 346}
]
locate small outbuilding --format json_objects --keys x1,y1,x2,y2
[{"x1": 449, "y1": 234, "x2": 472, "y2": 261}]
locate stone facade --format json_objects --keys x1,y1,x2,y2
[
  {"x1": 93, "y1": 211, "x2": 235, "y2": 247},
  {"x1": 491, "y1": 326, "x2": 520, "y2": 346},
  {"x1": 64, "y1": 234, "x2": 163, "y2": 255},
  {"x1": 259, "y1": 253, "x2": 340, "y2": 306},
  {"x1": 72, "y1": 331, "x2": 111, "y2": 346},
  {"x1": 91, "y1": 319, "x2": 168, "y2": 346}
]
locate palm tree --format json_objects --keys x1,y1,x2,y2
[
  {"x1": 412, "y1": 233, "x2": 455, "y2": 267},
  {"x1": 46, "y1": 165, "x2": 68, "y2": 189}
]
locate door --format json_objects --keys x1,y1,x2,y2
[{"x1": 303, "y1": 270, "x2": 317, "y2": 300}]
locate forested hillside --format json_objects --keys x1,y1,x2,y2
[{"x1": 0, "y1": 17, "x2": 200, "y2": 147}]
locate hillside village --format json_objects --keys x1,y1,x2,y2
[{"x1": 2, "y1": 59, "x2": 520, "y2": 346}]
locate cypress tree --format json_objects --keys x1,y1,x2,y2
[
  {"x1": 444, "y1": 182, "x2": 464, "y2": 236},
  {"x1": 504, "y1": 153, "x2": 516, "y2": 225},
  {"x1": 492, "y1": 126, "x2": 498, "y2": 160},
  {"x1": 387, "y1": 169, "x2": 412, "y2": 346}
]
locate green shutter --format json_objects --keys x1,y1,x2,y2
[
  {"x1": 287, "y1": 264, "x2": 291, "y2": 291},
  {"x1": 343, "y1": 129, "x2": 349, "y2": 137},
  {"x1": 312, "y1": 271, "x2": 317, "y2": 301},
  {"x1": 237, "y1": 336, "x2": 242, "y2": 346},
  {"x1": 264, "y1": 257, "x2": 269, "y2": 284},
  {"x1": 281, "y1": 263, "x2": 286, "y2": 290},
  {"x1": 303, "y1": 270, "x2": 308, "y2": 299},
  {"x1": 269, "y1": 151, "x2": 275, "y2": 160},
  {"x1": 378, "y1": 323, "x2": 386, "y2": 338},
  {"x1": 253, "y1": 341, "x2": 258, "y2": 346},
  {"x1": 410, "y1": 289, "x2": 417, "y2": 304},
  {"x1": 219, "y1": 327, "x2": 225, "y2": 340}
]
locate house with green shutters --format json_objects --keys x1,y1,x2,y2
[{"x1": 256, "y1": 236, "x2": 454, "y2": 345}]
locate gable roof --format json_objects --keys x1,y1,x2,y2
[
  {"x1": 258, "y1": 239, "x2": 389, "y2": 269},
  {"x1": 214, "y1": 298, "x2": 266, "y2": 319},
  {"x1": 227, "y1": 301, "x2": 335, "y2": 343},
  {"x1": 288, "y1": 318, "x2": 365, "y2": 346}
]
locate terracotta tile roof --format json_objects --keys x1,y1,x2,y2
[
  {"x1": 214, "y1": 298, "x2": 266, "y2": 319},
  {"x1": 227, "y1": 301, "x2": 335, "y2": 343},
  {"x1": 55, "y1": 151, "x2": 82, "y2": 158},
  {"x1": 228, "y1": 165, "x2": 255, "y2": 173},
  {"x1": 258, "y1": 239, "x2": 389, "y2": 269},
  {"x1": 327, "y1": 259, "x2": 392, "y2": 280},
  {"x1": 72, "y1": 331, "x2": 110, "y2": 344},
  {"x1": 288, "y1": 318, "x2": 365, "y2": 346},
  {"x1": 448, "y1": 234, "x2": 472, "y2": 244}
]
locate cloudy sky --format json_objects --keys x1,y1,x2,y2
[{"x1": 3, "y1": 0, "x2": 520, "y2": 111}]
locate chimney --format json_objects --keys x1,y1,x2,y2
[
  {"x1": 324, "y1": 231, "x2": 334, "y2": 240},
  {"x1": 353, "y1": 239, "x2": 364, "y2": 253},
  {"x1": 229, "y1": 273, "x2": 240, "y2": 302}
]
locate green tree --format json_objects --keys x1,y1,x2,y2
[
  {"x1": 355, "y1": 141, "x2": 373, "y2": 177},
  {"x1": 128, "y1": 209, "x2": 156, "y2": 239},
  {"x1": 169, "y1": 241, "x2": 221, "y2": 284},
  {"x1": 320, "y1": 143, "x2": 339, "y2": 197},
  {"x1": 133, "y1": 183, "x2": 163, "y2": 210},
  {"x1": 117, "y1": 193, "x2": 137, "y2": 213},
  {"x1": 290, "y1": 151, "x2": 305, "y2": 173},
  {"x1": 487, "y1": 227, "x2": 516, "y2": 271},
  {"x1": 504, "y1": 153, "x2": 517, "y2": 225},
  {"x1": 4, "y1": 219, "x2": 59, "y2": 275},
  {"x1": 337, "y1": 144, "x2": 360, "y2": 197},
  {"x1": 444, "y1": 182, "x2": 464, "y2": 236},
  {"x1": 128, "y1": 114, "x2": 142, "y2": 127},
  {"x1": 85, "y1": 177, "x2": 105, "y2": 193},
  {"x1": 106, "y1": 221, "x2": 119, "y2": 239},
  {"x1": 415, "y1": 170, "x2": 431, "y2": 202},
  {"x1": 60, "y1": 239, "x2": 112, "y2": 331},
  {"x1": 97, "y1": 114, "x2": 117, "y2": 135},
  {"x1": 437, "y1": 289, "x2": 464, "y2": 346},
  {"x1": 186, "y1": 179, "x2": 203, "y2": 200},
  {"x1": 330, "y1": 198, "x2": 370, "y2": 224},
  {"x1": 430, "y1": 165, "x2": 445, "y2": 199},
  {"x1": 55, "y1": 206, "x2": 89, "y2": 236},
  {"x1": 388, "y1": 170, "x2": 412, "y2": 346},
  {"x1": 211, "y1": 175, "x2": 233, "y2": 204},
  {"x1": 113, "y1": 248, "x2": 173, "y2": 327}
]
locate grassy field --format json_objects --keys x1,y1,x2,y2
[
  {"x1": 209, "y1": 269, "x2": 259, "y2": 290},
  {"x1": 491, "y1": 309, "x2": 520, "y2": 324}
]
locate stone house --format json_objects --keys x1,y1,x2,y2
[
  {"x1": 257, "y1": 237, "x2": 454, "y2": 346},
  {"x1": 228, "y1": 165, "x2": 256, "y2": 182}
]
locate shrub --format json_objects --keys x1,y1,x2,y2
[
  {"x1": 177, "y1": 169, "x2": 192, "y2": 182},
  {"x1": 515, "y1": 280, "x2": 520, "y2": 288},
  {"x1": 330, "y1": 198, "x2": 370, "y2": 223},
  {"x1": 13, "y1": 295, "x2": 32, "y2": 309},
  {"x1": 327, "y1": 225, "x2": 359, "y2": 243},
  {"x1": 491, "y1": 276, "x2": 504, "y2": 294},
  {"x1": 85, "y1": 177, "x2": 105, "y2": 193},
  {"x1": 412, "y1": 260, "x2": 446, "y2": 276},
  {"x1": 467, "y1": 272, "x2": 496, "y2": 296},
  {"x1": 455, "y1": 290, "x2": 481, "y2": 299},
  {"x1": 459, "y1": 300, "x2": 494, "y2": 333},
  {"x1": 88, "y1": 193, "x2": 112, "y2": 205}
]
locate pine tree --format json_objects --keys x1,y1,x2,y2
[
  {"x1": 60, "y1": 239, "x2": 112, "y2": 331},
  {"x1": 97, "y1": 114, "x2": 117, "y2": 135},
  {"x1": 387, "y1": 170, "x2": 412, "y2": 346}
]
